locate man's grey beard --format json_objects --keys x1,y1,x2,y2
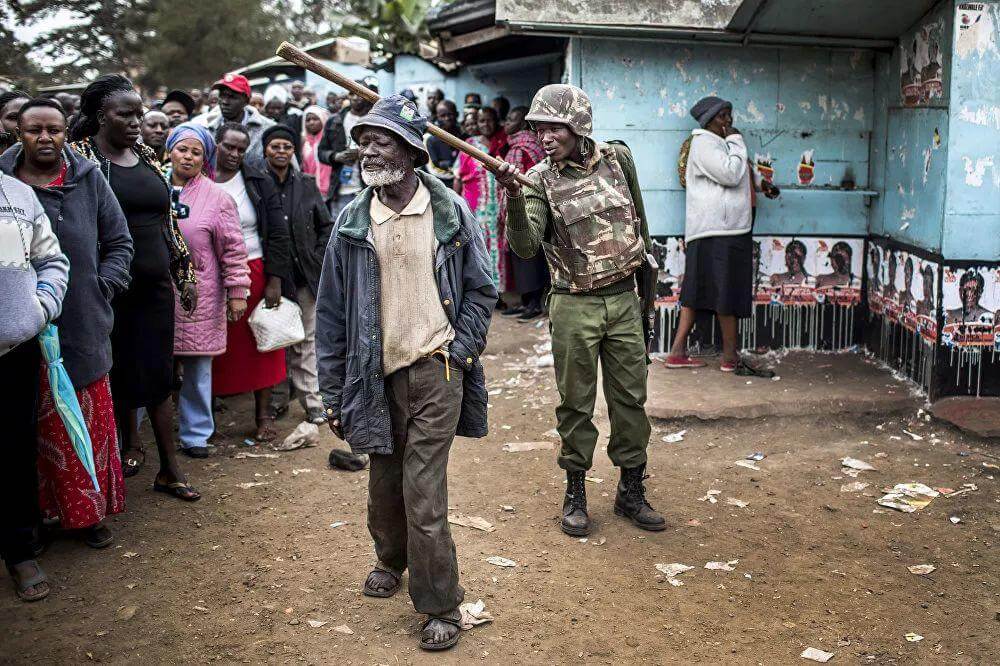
[{"x1": 361, "y1": 166, "x2": 406, "y2": 187}]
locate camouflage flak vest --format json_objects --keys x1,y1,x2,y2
[{"x1": 539, "y1": 144, "x2": 646, "y2": 293}]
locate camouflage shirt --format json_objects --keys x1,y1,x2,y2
[{"x1": 505, "y1": 140, "x2": 652, "y2": 295}]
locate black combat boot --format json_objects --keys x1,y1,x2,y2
[
  {"x1": 561, "y1": 470, "x2": 592, "y2": 536},
  {"x1": 614, "y1": 464, "x2": 666, "y2": 531}
]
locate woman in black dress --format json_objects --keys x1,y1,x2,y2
[{"x1": 70, "y1": 75, "x2": 201, "y2": 501}]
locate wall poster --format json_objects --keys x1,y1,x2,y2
[{"x1": 941, "y1": 265, "x2": 1000, "y2": 349}]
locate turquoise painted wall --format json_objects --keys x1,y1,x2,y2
[
  {"x1": 944, "y1": 0, "x2": 1000, "y2": 261},
  {"x1": 871, "y1": 0, "x2": 954, "y2": 253},
  {"x1": 571, "y1": 38, "x2": 875, "y2": 237}
]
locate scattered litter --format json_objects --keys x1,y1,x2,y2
[
  {"x1": 329, "y1": 521, "x2": 347, "y2": 529},
  {"x1": 661, "y1": 429, "x2": 687, "y2": 443},
  {"x1": 332, "y1": 624, "x2": 354, "y2": 635},
  {"x1": 543, "y1": 428, "x2": 560, "y2": 438},
  {"x1": 578, "y1": 538, "x2": 587, "y2": 543},
  {"x1": 705, "y1": 559, "x2": 738, "y2": 571},
  {"x1": 800, "y1": 647, "x2": 835, "y2": 662},
  {"x1": 122, "y1": 552, "x2": 138, "y2": 558},
  {"x1": 902, "y1": 430, "x2": 924, "y2": 441},
  {"x1": 734, "y1": 460, "x2": 760, "y2": 471},
  {"x1": 501, "y1": 505, "x2": 515, "y2": 512},
  {"x1": 655, "y1": 562, "x2": 693, "y2": 586},
  {"x1": 725, "y1": 498, "x2": 749, "y2": 508},
  {"x1": 274, "y1": 421, "x2": 320, "y2": 451},
  {"x1": 448, "y1": 515, "x2": 495, "y2": 532},
  {"x1": 486, "y1": 556, "x2": 516, "y2": 568},
  {"x1": 193, "y1": 605, "x2": 209, "y2": 613},
  {"x1": 242, "y1": 438, "x2": 258, "y2": 447},
  {"x1": 841, "y1": 457, "x2": 876, "y2": 471},
  {"x1": 698, "y1": 489, "x2": 722, "y2": 503},
  {"x1": 233, "y1": 452, "x2": 279, "y2": 459},
  {"x1": 874, "y1": 452, "x2": 888, "y2": 459},
  {"x1": 907, "y1": 564, "x2": 936, "y2": 575},
  {"x1": 116, "y1": 605, "x2": 138, "y2": 621},
  {"x1": 944, "y1": 484, "x2": 977, "y2": 497},
  {"x1": 593, "y1": 537, "x2": 607, "y2": 546},
  {"x1": 905, "y1": 633, "x2": 923, "y2": 642},
  {"x1": 686, "y1": 518, "x2": 702, "y2": 526},
  {"x1": 459, "y1": 599, "x2": 494, "y2": 629},
  {"x1": 840, "y1": 481, "x2": 870, "y2": 493},
  {"x1": 237, "y1": 482, "x2": 271, "y2": 489},
  {"x1": 949, "y1": 516, "x2": 962, "y2": 524},
  {"x1": 306, "y1": 620, "x2": 327, "y2": 628},
  {"x1": 532, "y1": 354, "x2": 554, "y2": 368},
  {"x1": 585, "y1": 476, "x2": 604, "y2": 484},
  {"x1": 291, "y1": 468, "x2": 312, "y2": 476},
  {"x1": 877, "y1": 483, "x2": 939, "y2": 513},
  {"x1": 746, "y1": 452, "x2": 766, "y2": 461},
  {"x1": 502, "y1": 441, "x2": 555, "y2": 453},
  {"x1": 488, "y1": 388, "x2": 503, "y2": 396}
]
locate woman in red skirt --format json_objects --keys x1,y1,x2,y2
[{"x1": 212, "y1": 123, "x2": 291, "y2": 442}]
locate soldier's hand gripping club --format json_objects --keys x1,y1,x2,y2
[{"x1": 492, "y1": 162, "x2": 522, "y2": 197}]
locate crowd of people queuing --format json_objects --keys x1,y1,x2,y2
[
  {"x1": 0, "y1": 71, "x2": 548, "y2": 606},
  {"x1": 1, "y1": 58, "x2": 772, "y2": 651}
]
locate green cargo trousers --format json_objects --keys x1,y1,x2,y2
[{"x1": 549, "y1": 290, "x2": 651, "y2": 472}]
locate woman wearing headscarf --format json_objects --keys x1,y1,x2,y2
[
  {"x1": 0, "y1": 154, "x2": 69, "y2": 602},
  {"x1": 299, "y1": 105, "x2": 332, "y2": 199},
  {"x1": 212, "y1": 121, "x2": 290, "y2": 442},
  {"x1": 70, "y1": 75, "x2": 200, "y2": 500},
  {"x1": 167, "y1": 122, "x2": 250, "y2": 466},
  {"x1": 455, "y1": 106, "x2": 509, "y2": 295},
  {"x1": 666, "y1": 96, "x2": 777, "y2": 374},
  {"x1": 0, "y1": 97, "x2": 133, "y2": 551}
]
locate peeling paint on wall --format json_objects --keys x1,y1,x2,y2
[
  {"x1": 956, "y1": 104, "x2": 1000, "y2": 129},
  {"x1": 962, "y1": 155, "x2": 996, "y2": 186}
]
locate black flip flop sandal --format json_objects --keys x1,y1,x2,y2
[
  {"x1": 363, "y1": 569, "x2": 401, "y2": 598},
  {"x1": 734, "y1": 358, "x2": 776, "y2": 378},
  {"x1": 153, "y1": 480, "x2": 202, "y2": 502},
  {"x1": 419, "y1": 618, "x2": 462, "y2": 651},
  {"x1": 83, "y1": 525, "x2": 114, "y2": 549},
  {"x1": 121, "y1": 447, "x2": 145, "y2": 478}
]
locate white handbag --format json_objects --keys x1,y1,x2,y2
[{"x1": 248, "y1": 297, "x2": 306, "y2": 352}]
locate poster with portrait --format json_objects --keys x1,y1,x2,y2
[
  {"x1": 941, "y1": 265, "x2": 1000, "y2": 349},
  {"x1": 880, "y1": 248, "x2": 905, "y2": 324},
  {"x1": 652, "y1": 237, "x2": 685, "y2": 308},
  {"x1": 909, "y1": 258, "x2": 939, "y2": 343},
  {"x1": 900, "y1": 16, "x2": 945, "y2": 106},
  {"x1": 866, "y1": 242, "x2": 886, "y2": 314},
  {"x1": 813, "y1": 238, "x2": 863, "y2": 306},
  {"x1": 756, "y1": 237, "x2": 817, "y2": 305}
]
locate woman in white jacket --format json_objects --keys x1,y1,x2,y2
[
  {"x1": 665, "y1": 96, "x2": 777, "y2": 372},
  {"x1": 0, "y1": 171, "x2": 69, "y2": 601}
]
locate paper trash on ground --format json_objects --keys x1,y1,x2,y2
[
  {"x1": 734, "y1": 460, "x2": 761, "y2": 471},
  {"x1": 840, "y1": 481, "x2": 870, "y2": 493},
  {"x1": 800, "y1": 647, "x2": 835, "y2": 662},
  {"x1": 274, "y1": 421, "x2": 320, "y2": 451},
  {"x1": 907, "y1": 564, "x2": 936, "y2": 575},
  {"x1": 877, "y1": 483, "x2": 939, "y2": 513},
  {"x1": 841, "y1": 457, "x2": 876, "y2": 471},
  {"x1": 306, "y1": 620, "x2": 327, "y2": 628},
  {"x1": 486, "y1": 556, "x2": 516, "y2": 568},
  {"x1": 655, "y1": 563, "x2": 693, "y2": 586},
  {"x1": 502, "y1": 441, "x2": 555, "y2": 453},
  {"x1": 704, "y1": 559, "x2": 739, "y2": 571},
  {"x1": 448, "y1": 515, "x2": 495, "y2": 532},
  {"x1": 661, "y1": 429, "x2": 687, "y2": 443},
  {"x1": 725, "y1": 498, "x2": 749, "y2": 508},
  {"x1": 332, "y1": 624, "x2": 354, "y2": 634},
  {"x1": 698, "y1": 489, "x2": 722, "y2": 503},
  {"x1": 459, "y1": 599, "x2": 494, "y2": 629}
]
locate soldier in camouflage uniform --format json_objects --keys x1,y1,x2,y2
[{"x1": 495, "y1": 84, "x2": 665, "y2": 537}]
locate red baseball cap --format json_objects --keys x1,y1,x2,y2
[{"x1": 211, "y1": 73, "x2": 251, "y2": 98}]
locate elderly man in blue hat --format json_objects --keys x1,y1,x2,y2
[{"x1": 315, "y1": 94, "x2": 498, "y2": 651}]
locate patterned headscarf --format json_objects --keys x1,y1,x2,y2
[{"x1": 166, "y1": 122, "x2": 217, "y2": 179}]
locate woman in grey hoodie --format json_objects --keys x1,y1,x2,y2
[
  {"x1": 0, "y1": 98, "x2": 133, "y2": 564},
  {"x1": 0, "y1": 169, "x2": 69, "y2": 601}
]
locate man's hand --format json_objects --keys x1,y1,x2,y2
[
  {"x1": 492, "y1": 162, "x2": 522, "y2": 197},
  {"x1": 725, "y1": 125, "x2": 742, "y2": 137},
  {"x1": 180, "y1": 283, "x2": 198, "y2": 314},
  {"x1": 264, "y1": 276, "x2": 282, "y2": 308},
  {"x1": 227, "y1": 297, "x2": 248, "y2": 322},
  {"x1": 334, "y1": 148, "x2": 359, "y2": 164},
  {"x1": 328, "y1": 418, "x2": 343, "y2": 440}
]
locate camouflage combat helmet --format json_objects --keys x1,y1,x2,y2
[{"x1": 525, "y1": 84, "x2": 593, "y2": 137}]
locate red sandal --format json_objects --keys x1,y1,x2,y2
[{"x1": 663, "y1": 355, "x2": 707, "y2": 369}]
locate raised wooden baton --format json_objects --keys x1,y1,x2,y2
[{"x1": 275, "y1": 41, "x2": 532, "y2": 187}]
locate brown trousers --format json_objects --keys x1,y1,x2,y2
[{"x1": 367, "y1": 357, "x2": 465, "y2": 618}]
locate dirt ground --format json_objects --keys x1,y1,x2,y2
[{"x1": 2, "y1": 315, "x2": 998, "y2": 665}]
